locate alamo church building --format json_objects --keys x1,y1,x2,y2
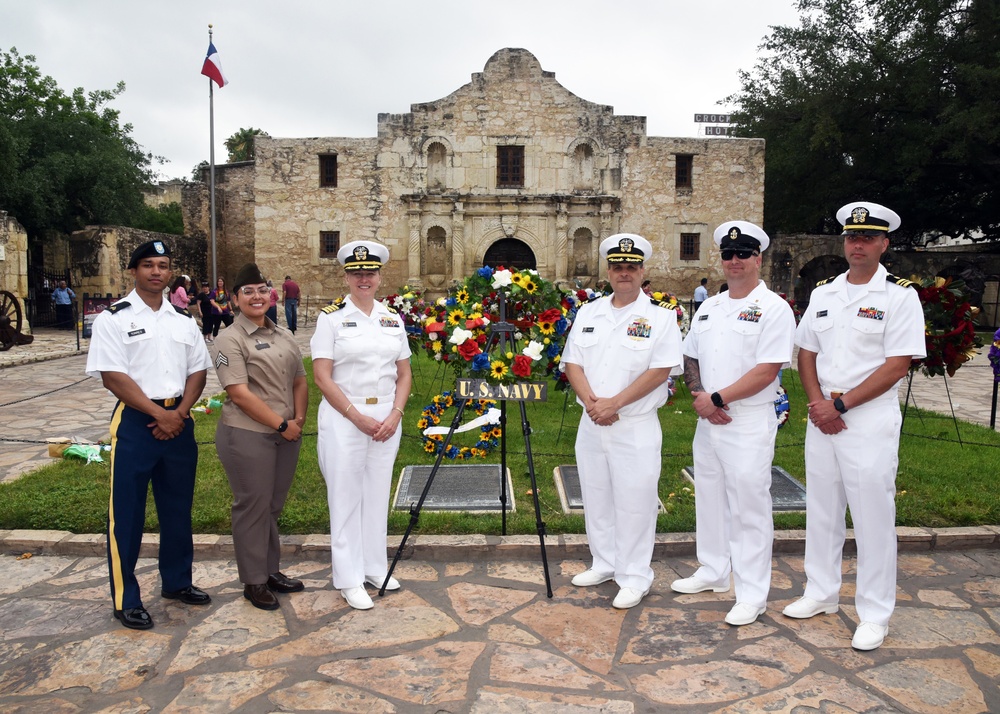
[{"x1": 187, "y1": 48, "x2": 764, "y2": 299}]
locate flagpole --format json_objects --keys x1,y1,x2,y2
[{"x1": 208, "y1": 24, "x2": 218, "y2": 286}]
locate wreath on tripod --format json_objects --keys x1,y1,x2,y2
[
  {"x1": 418, "y1": 266, "x2": 573, "y2": 385},
  {"x1": 912, "y1": 277, "x2": 981, "y2": 378}
]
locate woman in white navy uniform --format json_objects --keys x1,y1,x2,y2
[{"x1": 311, "y1": 240, "x2": 412, "y2": 610}]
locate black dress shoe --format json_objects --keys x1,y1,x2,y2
[
  {"x1": 244, "y1": 583, "x2": 280, "y2": 610},
  {"x1": 267, "y1": 571, "x2": 304, "y2": 593},
  {"x1": 114, "y1": 606, "x2": 154, "y2": 630},
  {"x1": 161, "y1": 585, "x2": 211, "y2": 605}
]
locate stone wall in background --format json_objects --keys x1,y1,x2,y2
[{"x1": 0, "y1": 211, "x2": 29, "y2": 299}]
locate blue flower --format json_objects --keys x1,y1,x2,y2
[
  {"x1": 446, "y1": 446, "x2": 459, "y2": 459},
  {"x1": 472, "y1": 353, "x2": 491, "y2": 372},
  {"x1": 446, "y1": 297, "x2": 457, "y2": 306},
  {"x1": 555, "y1": 318, "x2": 569, "y2": 335},
  {"x1": 477, "y1": 266, "x2": 494, "y2": 278},
  {"x1": 546, "y1": 342, "x2": 561, "y2": 358}
]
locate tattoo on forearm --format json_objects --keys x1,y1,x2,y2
[{"x1": 684, "y1": 356, "x2": 704, "y2": 393}]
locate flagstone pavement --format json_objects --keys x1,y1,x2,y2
[{"x1": 1, "y1": 327, "x2": 999, "y2": 712}]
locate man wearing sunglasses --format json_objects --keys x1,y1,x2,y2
[
  {"x1": 672, "y1": 221, "x2": 796, "y2": 627},
  {"x1": 784, "y1": 202, "x2": 925, "y2": 650}
]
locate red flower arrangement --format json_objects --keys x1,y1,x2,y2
[{"x1": 912, "y1": 277, "x2": 982, "y2": 378}]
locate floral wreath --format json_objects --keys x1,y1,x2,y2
[
  {"x1": 649, "y1": 290, "x2": 690, "y2": 335},
  {"x1": 417, "y1": 391, "x2": 501, "y2": 460},
  {"x1": 419, "y1": 266, "x2": 574, "y2": 386},
  {"x1": 912, "y1": 277, "x2": 982, "y2": 378},
  {"x1": 774, "y1": 384, "x2": 789, "y2": 428},
  {"x1": 381, "y1": 286, "x2": 426, "y2": 351}
]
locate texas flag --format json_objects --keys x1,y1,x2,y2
[{"x1": 201, "y1": 42, "x2": 228, "y2": 88}]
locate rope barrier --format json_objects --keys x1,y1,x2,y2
[{"x1": 0, "y1": 377, "x2": 94, "y2": 408}]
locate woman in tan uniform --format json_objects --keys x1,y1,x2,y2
[{"x1": 212, "y1": 263, "x2": 308, "y2": 610}]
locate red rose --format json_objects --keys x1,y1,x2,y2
[
  {"x1": 539, "y1": 308, "x2": 562, "y2": 324},
  {"x1": 457, "y1": 340, "x2": 482, "y2": 361},
  {"x1": 512, "y1": 355, "x2": 533, "y2": 378}
]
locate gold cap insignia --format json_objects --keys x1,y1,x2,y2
[
  {"x1": 619, "y1": 237, "x2": 634, "y2": 253},
  {"x1": 354, "y1": 246, "x2": 369, "y2": 261},
  {"x1": 851, "y1": 207, "x2": 869, "y2": 224}
]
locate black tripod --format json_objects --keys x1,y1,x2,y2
[{"x1": 380, "y1": 291, "x2": 553, "y2": 597}]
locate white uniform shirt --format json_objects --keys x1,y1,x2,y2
[
  {"x1": 795, "y1": 264, "x2": 926, "y2": 395},
  {"x1": 683, "y1": 280, "x2": 796, "y2": 406},
  {"x1": 561, "y1": 294, "x2": 683, "y2": 417},
  {"x1": 310, "y1": 296, "x2": 411, "y2": 398},
  {"x1": 86, "y1": 289, "x2": 211, "y2": 399}
]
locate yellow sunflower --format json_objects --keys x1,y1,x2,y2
[
  {"x1": 523, "y1": 278, "x2": 538, "y2": 294},
  {"x1": 431, "y1": 340, "x2": 442, "y2": 352},
  {"x1": 456, "y1": 288, "x2": 470, "y2": 304},
  {"x1": 423, "y1": 441, "x2": 436, "y2": 453},
  {"x1": 417, "y1": 418, "x2": 429, "y2": 429},
  {"x1": 511, "y1": 273, "x2": 524, "y2": 286},
  {"x1": 448, "y1": 309, "x2": 465, "y2": 325},
  {"x1": 538, "y1": 321, "x2": 555, "y2": 335},
  {"x1": 491, "y1": 361, "x2": 509, "y2": 379}
]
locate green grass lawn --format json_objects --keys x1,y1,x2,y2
[{"x1": 1, "y1": 354, "x2": 998, "y2": 534}]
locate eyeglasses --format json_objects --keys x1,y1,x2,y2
[
  {"x1": 239, "y1": 286, "x2": 272, "y2": 296},
  {"x1": 721, "y1": 249, "x2": 759, "y2": 261}
]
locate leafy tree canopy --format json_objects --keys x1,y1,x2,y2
[
  {"x1": 134, "y1": 202, "x2": 184, "y2": 235},
  {"x1": 727, "y1": 0, "x2": 1000, "y2": 246},
  {"x1": 0, "y1": 47, "x2": 157, "y2": 240},
  {"x1": 224, "y1": 126, "x2": 269, "y2": 163}
]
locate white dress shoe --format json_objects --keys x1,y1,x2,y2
[
  {"x1": 670, "y1": 576, "x2": 730, "y2": 594},
  {"x1": 852, "y1": 622, "x2": 888, "y2": 650},
  {"x1": 341, "y1": 586, "x2": 374, "y2": 610},
  {"x1": 572, "y1": 569, "x2": 614, "y2": 587},
  {"x1": 725, "y1": 602, "x2": 766, "y2": 626},
  {"x1": 365, "y1": 575, "x2": 401, "y2": 591},
  {"x1": 612, "y1": 586, "x2": 650, "y2": 609},
  {"x1": 782, "y1": 596, "x2": 839, "y2": 619}
]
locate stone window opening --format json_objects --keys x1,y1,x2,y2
[
  {"x1": 319, "y1": 154, "x2": 338, "y2": 188},
  {"x1": 680, "y1": 232, "x2": 700, "y2": 261},
  {"x1": 572, "y1": 143, "x2": 594, "y2": 191},
  {"x1": 427, "y1": 142, "x2": 447, "y2": 191},
  {"x1": 320, "y1": 230, "x2": 340, "y2": 258},
  {"x1": 497, "y1": 146, "x2": 524, "y2": 188},
  {"x1": 675, "y1": 154, "x2": 693, "y2": 191}
]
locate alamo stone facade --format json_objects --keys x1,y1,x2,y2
[{"x1": 192, "y1": 48, "x2": 765, "y2": 300}]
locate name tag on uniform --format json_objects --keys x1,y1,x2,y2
[
  {"x1": 816, "y1": 310, "x2": 828, "y2": 318},
  {"x1": 698, "y1": 314, "x2": 709, "y2": 321},
  {"x1": 127, "y1": 328, "x2": 146, "y2": 337},
  {"x1": 343, "y1": 321, "x2": 357, "y2": 327},
  {"x1": 582, "y1": 327, "x2": 595, "y2": 333},
  {"x1": 255, "y1": 342, "x2": 271, "y2": 350}
]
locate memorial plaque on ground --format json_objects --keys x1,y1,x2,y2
[
  {"x1": 394, "y1": 464, "x2": 514, "y2": 512},
  {"x1": 681, "y1": 465, "x2": 807, "y2": 511},
  {"x1": 554, "y1": 465, "x2": 666, "y2": 514}
]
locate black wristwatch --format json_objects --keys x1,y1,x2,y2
[
  {"x1": 711, "y1": 392, "x2": 725, "y2": 408},
  {"x1": 276, "y1": 419, "x2": 288, "y2": 433},
  {"x1": 833, "y1": 397, "x2": 849, "y2": 414}
]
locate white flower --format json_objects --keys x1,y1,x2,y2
[
  {"x1": 514, "y1": 331, "x2": 523, "y2": 341},
  {"x1": 436, "y1": 297, "x2": 447, "y2": 306},
  {"x1": 434, "y1": 353, "x2": 442, "y2": 361},
  {"x1": 428, "y1": 332, "x2": 439, "y2": 340},
  {"x1": 492, "y1": 269, "x2": 513, "y2": 288},
  {"x1": 449, "y1": 327, "x2": 474, "y2": 345},
  {"x1": 480, "y1": 316, "x2": 491, "y2": 326},
  {"x1": 522, "y1": 341, "x2": 544, "y2": 361},
  {"x1": 392, "y1": 296, "x2": 404, "y2": 307}
]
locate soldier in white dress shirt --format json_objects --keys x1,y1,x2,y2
[
  {"x1": 783, "y1": 202, "x2": 926, "y2": 650},
  {"x1": 670, "y1": 221, "x2": 796, "y2": 627},
  {"x1": 311, "y1": 240, "x2": 413, "y2": 610},
  {"x1": 561, "y1": 233, "x2": 683, "y2": 609}
]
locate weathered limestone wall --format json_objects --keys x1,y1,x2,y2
[
  {"x1": 69, "y1": 227, "x2": 207, "y2": 299},
  {"x1": 184, "y1": 162, "x2": 255, "y2": 284},
  {"x1": 0, "y1": 211, "x2": 29, "y2": 299},
  {"x1": 143, "y1": 180, "x2": 185, "y2": 208}
]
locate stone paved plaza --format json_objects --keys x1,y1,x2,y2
[{"x1": 1, "y1": 326, "x2": 998, "y2": 712}]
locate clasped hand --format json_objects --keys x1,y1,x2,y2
[{"x1": 807, "y1": 399, "x2": 847, "y2": 435}]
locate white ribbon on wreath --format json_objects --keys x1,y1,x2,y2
[{"x1": 422, "y1": 407, "x2": 502, "y2": 437}]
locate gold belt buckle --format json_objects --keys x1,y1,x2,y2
[
  {"x1": 164, "y1": 397, "x2": 177, "y2": 407},
  {"x1": 366, "y1": 397, "x2": 378, "y2": 405},
  {"x1": 830, "y1": 392, "x2": 843, "y2": 399}
]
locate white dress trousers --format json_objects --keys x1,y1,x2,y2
[
  {"x1": 803, "y1": 400, "x2": 902, "y2": 625},
  {"x1": 317, "y1": 399, "x2": 401, "y2": 589},
  {"x1": 690, "y1": 401, "x2": 777, "y2": 607},
  {"x1": 575, "y1": 411, "x2": 663, "y2": 591}
]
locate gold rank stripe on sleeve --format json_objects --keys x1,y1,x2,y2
[{"x1": 886, "y1": 274, "x2": 918, "y2": 289}]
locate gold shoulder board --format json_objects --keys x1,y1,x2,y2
[
  {"x1": 815, "y1": 276, "x2": 837, "y2": 286},
  {"x1": 886, "y1": 274, "x2": 917, "y2": 288},
  {"x1": 321, "y1": 299, "x2": 346, "y2": 314}
]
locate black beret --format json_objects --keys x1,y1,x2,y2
[
  {"x1": 127, "y1": 240, "x2": 171, "y2": 269},
  {"x1": 233, "y1": 263, "x2": 267, "y2": 291}
]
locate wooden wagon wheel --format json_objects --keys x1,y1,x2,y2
[{"x1": 0, "y1": 290, "x2": 29, "y2": 351}]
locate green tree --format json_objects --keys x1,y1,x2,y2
[
  {"x1": 727, "y1": 0, "x2": 1000, "y2": 245},
  {"x1": 224, "y1": 126, "x2": 269, "y2": 163},
  {"x1": 134, "y1": 202, "x2": 184, "y2": 235},
  {"x1": 191, "y1": 160, "x2": 209, "y2": 182},
  {"x1": 0, "y1": 47, "x2": 157, "y2": 241}
]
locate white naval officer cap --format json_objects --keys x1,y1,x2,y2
[
  {"x1": 836, "y1": 202, "x2": 901, "y2": 233},
  {"x1": 599, "y1": 233, "x2": 652, "y2": 264},
  {"x1": 713, "y1": 221, "x2": 770, "y2": 252},
  {"x1": 338, "y1": 240, "x2": 390, "y2": 271}
]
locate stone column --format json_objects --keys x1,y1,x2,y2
[
  {"x1": 407, "y1": 201, "x2": 421, "y2": 286},
  {"x1": 451, "y1": 201, "x2": 465, "y2": 280},
  {"x1": 555, "y1": 202, "x2": 568, "y2": 282}
]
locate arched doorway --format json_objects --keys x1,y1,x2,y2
[
  {"x1": 796, "y1": 254, "x2": 848, "y2": 308},
  {"x1": 483, "y1": 238, "x2": 536, "y2": 270}
]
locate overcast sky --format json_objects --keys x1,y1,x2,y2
[{"x1": 4, "y1": 0, "x2": 802, "y2": 182}]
